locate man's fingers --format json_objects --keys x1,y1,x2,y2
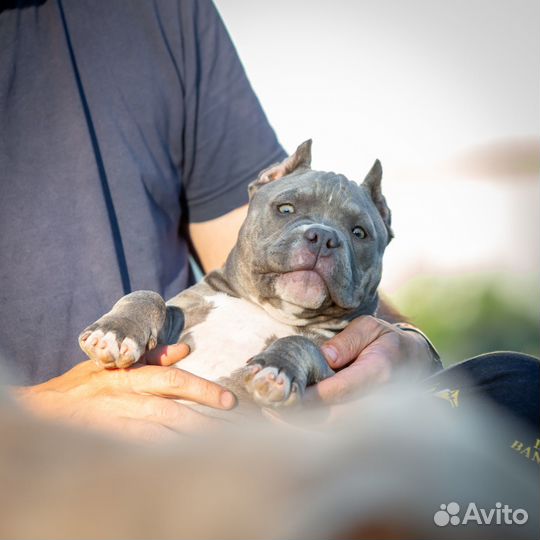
[
  {"x1": 143, "y1": 343, "x2": 190, "y2": 366},
  {"x1": 304, "y1": 369, "x2": 354, "y2": 405},
  {"x1": 305, "y1": 350, "x2": 392, "y2": 405},
  {"x1": 146, "y1": 399, "x2": 224, "y2": 433},
  {"x1": 126, "y1": 366, "x2": 237, "y2": 410},
  {"x1": 118, "y1": 394, "x2": 225, "y2": 434},
  {"x1": 62, "y1": 390, "x2": 223, "y2": 438},
  {"x1": 103, "y1": 416, "x2": 179, "y2": 443},
  {"x1": 264, "y1": 402, "x2": 360, "y2": 428},
  {"x1": 320, "y1": 315, "x2": 388, "y2": 369},
  {"x1": 261, "y1": 406, "x2": 333, "y2": 429}
]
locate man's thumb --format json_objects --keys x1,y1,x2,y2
[{"x1": 320, "y1": 316, "x2": 380, "y2": 369}]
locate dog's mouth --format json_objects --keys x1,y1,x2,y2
[{"x1": 273, "y1": 269, "x2": 330, "y2": 310}]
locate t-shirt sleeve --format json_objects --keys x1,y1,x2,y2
[{"x1": 179, "y1": 0, "x2": 286, "y2": 223}]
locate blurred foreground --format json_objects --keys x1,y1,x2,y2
[{"x1": 0, "y1": 374, "x2": 537, "y2": 539}]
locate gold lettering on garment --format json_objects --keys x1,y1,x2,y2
[
  {"x1": 511, "y1": 439, "x2": 540, "y2": 464},
  {"x1": 433, "y1": 388, "x2": 460, "y2": 408}
]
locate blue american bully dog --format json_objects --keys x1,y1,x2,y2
[{"x1": 79, "y1": 140, "x2": 393, "y2": 410}]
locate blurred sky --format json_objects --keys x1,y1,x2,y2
[{"x1": 215, "y1": 0, "x2": 539, "y2": 293}]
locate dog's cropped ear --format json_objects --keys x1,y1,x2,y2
[
  {"x1": 248, "y1": 139, "x2": 312, "y2": 198},
  {"x1": 362, "y1": 160, "x2": 394, "y2": 243}
]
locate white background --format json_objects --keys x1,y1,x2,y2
[{"x1": 215, "y1": 0, "x2": 539, "y2": 292}]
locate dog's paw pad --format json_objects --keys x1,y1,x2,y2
[
  {"x1": 79, "y1": 329, "x2": 117, "y2": 367},
  {"x1": 117, "y1": 337, "x2": 142, "y2": 368},
  {"x1": 79, "y1": 330, "x2": 141, "y2": 369},
  {"x1": 245, "y1": 366, "x2": 297, "y2": 407},
  {"x1": 242, "y1": 363, "x2": 262, "y2": 384}
]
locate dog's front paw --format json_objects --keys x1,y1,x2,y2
[
  {"x1": 79, "y1": 317, "x2": 154, "y2": 369},
  {"x1": 243, "y1": 357, "x2": 301, "y2": 408}
]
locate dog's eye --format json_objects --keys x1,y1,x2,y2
[
  {"x1": 277, "y1": 203, "x2": 295, "y2": 215},
  {"x1": 352, "y1": 226, "x2": 367, "y2": 239}
]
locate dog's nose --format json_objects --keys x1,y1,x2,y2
[{"x1": 303, "y1": 226, "x2": 341, "y2": 256}]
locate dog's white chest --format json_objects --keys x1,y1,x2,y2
[{"x1": 174, "y1": 293, "x2": 297, "y2": 381}]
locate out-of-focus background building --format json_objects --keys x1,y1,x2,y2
[{"x1": 216, "y1": 0, "x2": 539, "y2": 365}]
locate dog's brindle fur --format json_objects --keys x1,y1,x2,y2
[{"x1": 79, "y1": 140, "x2": 394, "y2": 411}]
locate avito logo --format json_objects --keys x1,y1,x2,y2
[{"x1": 434, "y1": 502, "x2": 528, "y2": 526}]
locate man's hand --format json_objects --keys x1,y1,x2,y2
[
  {"x1": 12, "y1": 344, "x2": 236, "y2": 442},
  {"x1": 305, "y1": 316, "x2": 439, "y2": 405}
]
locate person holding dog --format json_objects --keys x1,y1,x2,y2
[{"x1": 1, "y1": 0, "x2": 537, "y2": 441}]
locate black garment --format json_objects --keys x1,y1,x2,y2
[{"x1": 426, "y1": 352, "x2": 540, "y2": 464}]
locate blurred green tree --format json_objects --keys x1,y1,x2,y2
[{"x1": 394, "y1": 273, "x2": 539, "y2": 366}]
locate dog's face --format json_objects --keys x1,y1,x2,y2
[{"x1": 226, "y1": 140, "x2": 393, "y2": 324}]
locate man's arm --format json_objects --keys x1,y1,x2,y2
[{"x1": 189, "y1": 205, "x2": 248, "y2": 272}]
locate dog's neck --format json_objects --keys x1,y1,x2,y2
[{"x1": 206, "y1": 266, "x2": 380, "y2": 330}]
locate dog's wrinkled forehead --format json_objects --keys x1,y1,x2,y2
[
  {"x1": 247, "y1": 139, "x2": 393, "y2": 244},
  {"x1": 251, "y1": 169, "x2": 368, "y2": 216}
]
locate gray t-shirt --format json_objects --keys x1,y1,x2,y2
[{"x1": 0, "y1": 0, "x2": 285, "y2": 384}]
